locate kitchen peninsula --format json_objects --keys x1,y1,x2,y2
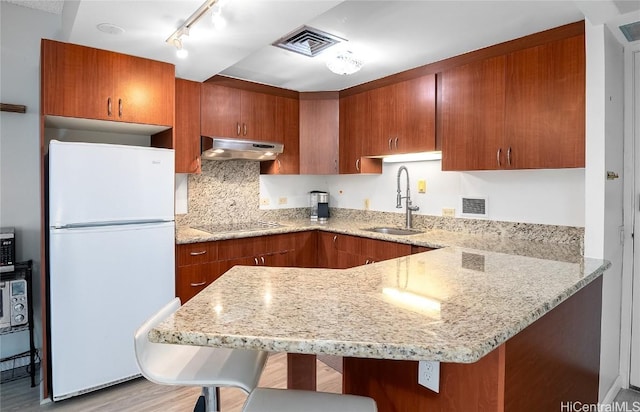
[{"x1": 152, "y1": 221, "x2": 610, "y2": 411}]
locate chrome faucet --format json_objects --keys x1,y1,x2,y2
[{"x1": 396, "y1": 166, "x2": 419, "y2": 229}]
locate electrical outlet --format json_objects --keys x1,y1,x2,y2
[
  {"x1": 442, "y1": 208, "x2": 455, "y2": 217},
  {"x1": 418, "y1": 360, "x2": 440, "y2": 393},
  {"x1": 364, "y1": 198, "x2": 370, "y2": 210},
  {"x1": 417, "y1": 179, "x2": 426, "y2": 193},
  {"x1": 278, "y1": 197, "x2": 288, "y2": 205},
  {"x1": 260, "y1": 198, "x2": 270, "y2": 206}
]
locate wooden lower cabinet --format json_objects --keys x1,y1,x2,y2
[
  {"x1": 177, "y1": 231, "x2": 430, "y2": 302},
  {"x1": 317, "y1": 232, "x2": 421, "y2": 269},
  {"x1": 176, "y1": 231, "x2": 317, "y2": 302},
  {"x1": 343, "y1": 276, "x2": 602, "y2": 412}
]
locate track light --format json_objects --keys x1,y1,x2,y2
[
  {"x1": 166, "y1": 0, "x2": 224, "y2": 58},
  {"x1": 173, "y1": 38, "x2": 188, "y2": 59}
]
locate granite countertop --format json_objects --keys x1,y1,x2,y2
[
  {"x1": 152, "y1": 219, "x2": 609, "y2": 363},
  {"x1": 176, "y1": 218, "x2": 582, "y2": 263}
]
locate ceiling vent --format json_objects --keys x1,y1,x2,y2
[
  {"x1": 620, "y1": 21, "x2": 640, "y2": 42},
  {"x1": 272, "y1": 26, "x2": 345, "y2": 57}
]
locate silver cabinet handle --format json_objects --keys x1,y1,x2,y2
[
  {"x1": 118, "y1": 98, "x2": 123, "y2": 118},
  {"x1": 333, "y1": 235, "x2": 337, "y2": 244},
  {"x1": 388, "y1": 138, "x2": 392, "y2": 150},
  {"x1": 497, "y1": 148, "x2": 502, "y2": 167},
  {"x1": 277, "y1": 159, "x2": 282, "y2": 172},
  {"x1": 237, "y1": 122, "x2": 241, "y2": 136},
  {"x1": 507, "y1": 146, "x2": 512, "y2": 166},
  {"x1": 261, "y1": 256, "x2": 265, "y2": 265},
  {"x1": 365, "y1": 259, "x2": 370, "y2": 264},
  {"x1": 394, "y1": 137, "x2": 399, "y2": 150},
  {"x1": 190, "y1": 281, "x2": 206, "y2": 287},
  {"x1": 334, "y1": 159, "x2": 338, "y2": 172},
  {"x1": 355, "y1": 158, "x2": 360, "y2": 172},
  {"x1": 189, "y1": 250, "x2": 207, "y2": 256},
  {"x1": 254, "y1": 257, "x2": 259, "y2": 265},
  {"x1": 243, "y1": 123, "x2": 247, "y2": 136},
  {"x1": 107, "y1": 98, "x2": 112, "y2": 116}
]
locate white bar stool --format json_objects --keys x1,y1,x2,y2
[
  {"x1": 134, "y1": 298, "x2": 269, "y2": 412},
  {"x1": 243, "y1": 388, "x2": 378, "y2": 412}
]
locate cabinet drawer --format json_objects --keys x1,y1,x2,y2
[
  {"x1": 175, "y1": 262, "x2": 220, "y2": 303},
  {"x1": 177, "y1": 242, "x2": 217, "y2": 266}
]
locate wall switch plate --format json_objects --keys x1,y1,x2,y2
[
  {"x1": 278, "y1": 197, "x2": 288, "y2": 205},
  {"x1": 260, "y1": 198, "x2": 270, "y2": 206},
  {"x1": 417, "y1": 179, "x2": 426, "y2": 193},
  {"x1": 442, "y1": 208, "x2": 455, "y2": 217},
  {"x1": 418, "y1": 360, "x2": 440, "y2": 393}
]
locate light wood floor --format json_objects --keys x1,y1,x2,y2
[{"x1": 0, "y1": 353, "x2": 342, "y2": 411}]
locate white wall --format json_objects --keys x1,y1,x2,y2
[
  {"x1": 584, "y1": 20, "x2": 626, "y2": 402},
  {"x1": 0, "y1": 3, "x2": 60, "y2": 364},
  {"x1": 261, "y1": 162, "x2": 586, "y2": 227}
]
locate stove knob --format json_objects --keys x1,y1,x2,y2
[
  {"x1": 14, "y1": 314, "x2": 24, "y2": 323},
  {"x1": 14, "y1": 303, "x2": 24, "y2": 311}
]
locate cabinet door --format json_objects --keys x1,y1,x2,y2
[
  {"x1": 241, "y1": 90, "x2": 278, "y2": 142},
  {"x1": 440, "y1": 56, "x2": 506, "y2": 171},
  {"x1": 395, "y1": 75, "x2": 436, "y2": 153},
  {"x1": 201, "y1": 83, "x2": 242, "y2": 138},
  {"x1": 174, "y1": 79, "x2": 202, "y2": 173},
  {"x1": 368, "y1": 84, "x2": 396, "y2": 156},
  {"x1": 317, "y1": 232, "x2": 339, "y2": 269},
  {"x1": 262, "y1": 97, "x2": 300, "y2": 175},
  {"x1": 339, "y1": 93, "x2": 368, "y2": 174},
  {"x1": 113, "y1": 52, "x2": 174, "y2": 126},
  {"x1": 300, "y1": 96, "x2": 339, "y2": 174},
  {"x1": 361, "y1": 237, "x2": 412, "y2": 262},
  {"x1": 290, "y1": 231, "x2": 317, "y2": 268},
  {"x1": 504, "y1": 34, "x2": 585, "y2": 169},
  {"x1": 41, "y1": 40, "x2": 113, "y2": 121}
]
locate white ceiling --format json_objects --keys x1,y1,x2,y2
[{"x1": 8, "y1": 0, "x2": 640, "y2": 92}]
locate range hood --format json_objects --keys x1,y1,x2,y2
[{"x1": 201, "y1": 136, "x2": 284, "y2": 161}]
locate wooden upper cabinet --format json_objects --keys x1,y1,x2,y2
[
  {"x1": 299, "y1": 93, "x2": 339, "y2": 174},
  {"x1": 174, "y1": 79, "x2": 202, "y2": 174},
  {"x1": 440, "y1": 56, "x2": 507, "y2": 171},
  {"x1": 441, "y1": 31, "x2": 585, "y2": 171},
  {"x1": 200, "y1": 83, "x2": 279, "y2": 142},
  {"x1": 338, "y1": 92, "x2": 382, "y2": 174},
  {"x1": 113, "y1": 53, "x2": 174, "y2": 126},
  {"x1": 368, "y1": 75, "x2": 436, "y2": 156},
  {"x1": 241, "y1": 90, "x2": 279, "y2": 141},
  {"x1": 262, "y1": 96, "x2": 300, "y2": 175},
  {"x1": 42, "y1": 40, "x2": 113, "y2": 121},
  {"x1": 41, "y1": 39, "x2": 174, "y2": 127},
  {"x1": 504, "y1": 34, "x2": 585, "y2": 169}
]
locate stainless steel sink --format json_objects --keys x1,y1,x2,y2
[{"x1": 363, "y1": 227, "x2": 423, "y2": 236}]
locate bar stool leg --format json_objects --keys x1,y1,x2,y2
[{"x1": 203, "y1": 386, "x2": 220, "y2": 412}]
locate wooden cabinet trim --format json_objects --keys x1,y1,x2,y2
[
  {"x1": 340, "y1": 20, "x2": 584, "y2": 97},
  {"x1": 204, "y1": 75, "x2": 299, "y2": 99}
]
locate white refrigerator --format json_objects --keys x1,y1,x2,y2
[{"x1": 48, "y1": 140, "x2": 175, "y2": 401}]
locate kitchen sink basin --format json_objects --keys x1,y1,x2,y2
[{"x1": 363, "y1": 227, "x2": 423, "y2": 236}]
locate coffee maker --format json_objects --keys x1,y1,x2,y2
[{"x1": 309, "y1": 191, "x2": 329, "y2": 222}]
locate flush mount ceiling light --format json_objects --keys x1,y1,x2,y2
[
  {"x1": 166, "y1": 0, "x2": 227, "y2": 58},
  {"x1": 326, "y1": 50, "x2": 364, "y2": 75},
  {"x1": 97, "y1": 23, "x2": 125, "y2": 35}
]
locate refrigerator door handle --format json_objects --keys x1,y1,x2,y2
[{"x1": 53, "y1": 219, "x2": 172, "y2": 230}]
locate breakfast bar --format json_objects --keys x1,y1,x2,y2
[{"x1": 150, "y1": 238, "x2": 610, "y2": 411}]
